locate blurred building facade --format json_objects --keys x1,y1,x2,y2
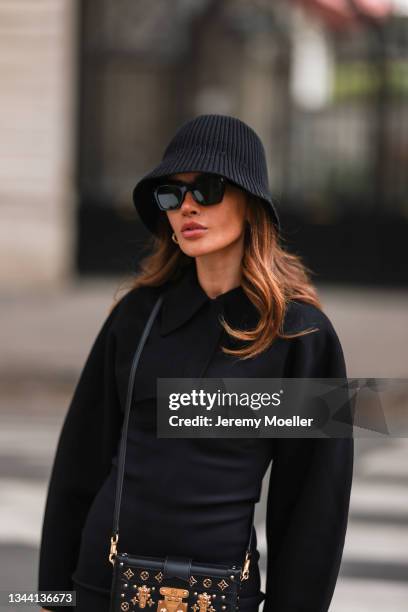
[
  {"x1": 1, "y1": 0, "x2": 407, "y2": 288},
  {"x1": 0, "y1": 0, "x2": 78, "y2": 288}
]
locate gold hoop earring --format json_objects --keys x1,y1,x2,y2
[{"x1": 172, "y1": 232, "x2": 179, "y2": 244}]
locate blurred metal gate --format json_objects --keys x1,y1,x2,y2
[{"x1": 77, "y1": 1, "x2": 408, "y2": 285}]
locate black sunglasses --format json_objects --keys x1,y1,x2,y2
[{"x1": 153, "y1": 173, "x2": 227, "y2": 211}]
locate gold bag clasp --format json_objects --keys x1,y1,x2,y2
[
  {"x1": 157, "y1": 586, "x2": 189, "y2": 612},
  {"x1": 241, "y1": 551, "x2": 251, "y2": 581}
]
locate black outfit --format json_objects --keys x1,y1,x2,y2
[{"x1": 38, "y1": 261, "x2": 354, "y2": 612}]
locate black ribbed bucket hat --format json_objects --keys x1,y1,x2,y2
[{"x1": 132, "y1": 114, "x2": 280, "y2": 235}]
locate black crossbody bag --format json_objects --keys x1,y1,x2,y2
[{"x1": 109, "y1": 294, "x2": 256, "y2": 612}]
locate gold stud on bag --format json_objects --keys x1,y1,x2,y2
[{"x1": 108, "y1": 296, "x2": 255, "y2": 612}]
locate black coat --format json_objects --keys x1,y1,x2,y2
[{"x1": 38, "y1": 261, "x2": 353, "y2": 612}]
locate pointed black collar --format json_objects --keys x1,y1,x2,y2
[{"x1": 160, "y1": 261, "x2": 253, "y2": 336}]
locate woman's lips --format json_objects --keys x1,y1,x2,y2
[{"x1": 181, "y1": 227, "x2": 208, "y2": 239}]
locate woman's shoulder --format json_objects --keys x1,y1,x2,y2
[
  {"x1": 110, "y1": 283, "x2": 163, "y2": 320},
  {"x1": 283, "y1": 300, "x2": 347, "y2": 376},
  {"x1": 283, "y1": 299, "x2": 339, "y2": 338}
]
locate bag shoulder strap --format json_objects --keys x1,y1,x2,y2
[{"x1": 109, "y1": 293, "x2": 255, "y2": 566}]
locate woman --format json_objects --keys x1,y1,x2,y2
[{"x1": 38, "y1": 114, "x2": 353, "y2": 612}]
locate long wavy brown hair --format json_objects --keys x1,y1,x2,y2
[{"x1": 111, "y1": 194, "x2": 323, "y2": 360}]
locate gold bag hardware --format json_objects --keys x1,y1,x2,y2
[
  {"x1": 191, "y1": 592, "x2": 216, "y2": 612},
  {"x1": 157, "y1": 586, "x2": 189, "y2": 612},
  {"x1": 133, "y1": 585, "x2": 155, "y2": 608}
]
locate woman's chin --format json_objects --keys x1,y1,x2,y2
[{"x1": 179, "y1": 241, "x2": 222, "y2": 258}]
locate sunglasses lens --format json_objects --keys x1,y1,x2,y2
[
  {"x1": 155, "y1": 185, "x2": 182, "y2": 210},
  {"x1": 193, "y1": 175, "x2": 225, "y2": 205},
  {"x1": 154, "y1": 174, "x2": 226, "y2": 210}
]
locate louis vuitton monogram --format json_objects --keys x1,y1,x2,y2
[{"x1": 109, "y1": 554, "x2": 244, "y2": 612}]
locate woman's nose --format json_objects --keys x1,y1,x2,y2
[{"x1": 180, "y1": 190, "x2": 199, "y2": 210}]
